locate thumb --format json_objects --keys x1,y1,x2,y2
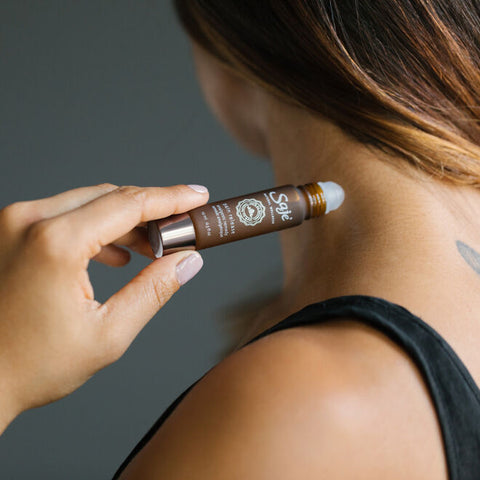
[{"x1": 98, "y1": 250, "x2": 204, "y2": 350}]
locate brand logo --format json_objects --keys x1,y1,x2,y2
[
  {"x1": 236, "y1": 198, "x2": 266, "y2": 226},
  {"x1": 269, "y1": 191, "x2": 293, "y2": 221}
]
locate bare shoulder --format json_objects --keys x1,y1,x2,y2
[{"x1": 120, "y1": 318, "x2": 448, "y2": 480}]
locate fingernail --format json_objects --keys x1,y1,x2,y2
[
  {"x1": 188, "y1": 184, "x2": 208, "y2": 194},
  {"x1": 176, "y1": 252, "x2": 204, "y2": 286}
]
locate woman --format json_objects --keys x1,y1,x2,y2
[{"x1": 1, "y1": 1, "x2": 480, "y2": 478}]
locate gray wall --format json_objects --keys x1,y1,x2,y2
[{"x1": 0, "y1": 2, "x2": 282, "y2": 478}]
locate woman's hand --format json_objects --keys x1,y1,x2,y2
[{"x1": 0, "y1": 183, "x2": 208, "y2": 432}]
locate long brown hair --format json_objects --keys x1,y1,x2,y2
[
  {"x1": 173, "y1": 0, "x2": 480, "y2": 187},
  {"x1": 172, "y1": 1, "x2": 480, "y2": 355}
]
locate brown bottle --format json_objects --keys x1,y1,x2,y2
[{"x1": 147, "y1": 181, "x2": 345, "y2": 257}]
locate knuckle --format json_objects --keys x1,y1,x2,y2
[
  {"x1": 110, "y1": 341, "x2": 128, "y2": 363},
  {"x1": 116, "y1": 185, "x2": 147, "y2": 205},
  {"x1": 101, "y1": 330, "x2": 127, "y2": 365},
  {"x1": 26, "y1": 219, "x2": 67, "y2": 257},
  {"x1": 160, "y1": 186, "x2": 182, "y2": 213},
  {"x1": 99, "y1": 339, "x2": 122, "y2": 365},
  {"x1": 96, "y1": 182, "x2": 118, "y2": 191},
  {"x1": 150, "y1": 276, "x2": 177, "y2": 308},
  {"x1": 0, "y1": 201, "x2": 32, "y2": 225}
]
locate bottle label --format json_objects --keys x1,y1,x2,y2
[
  {"x1": 235, "y1": 198, "x2": 266, "y2": 226},
  {"x1": 189, "y1": 185, "x2": 306, "y2": 249}
]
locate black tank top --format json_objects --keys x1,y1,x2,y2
[{"x1": 111, "y1": 295, "x2": 480, "y2": 480}]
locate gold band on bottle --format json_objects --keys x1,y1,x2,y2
[{"x1": 297, "y1": 182, "x2": 327, "y2": 219}]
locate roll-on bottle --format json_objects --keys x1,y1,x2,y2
[{"x1": 147, "y1": 181, "x2": 345, "y2": 258}]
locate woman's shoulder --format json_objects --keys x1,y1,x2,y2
[{"x1": 120, "y1": 318, "x2": 448, "y2": 479}]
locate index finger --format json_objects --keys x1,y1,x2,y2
[{"x1": 53, "y1": 184, "x2": 209, "y2": 259}]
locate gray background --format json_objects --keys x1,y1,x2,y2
[{"x1": 0, "y1": 2, "x2": 282, "y2": 478}]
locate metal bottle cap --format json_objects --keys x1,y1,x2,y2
[{"x1": 147, "y1": 213, "x2": 196, "y2": 258}]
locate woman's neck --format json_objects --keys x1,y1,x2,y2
[{"x1": 237, "y1": 101, "x2": 480, "y2": 347}]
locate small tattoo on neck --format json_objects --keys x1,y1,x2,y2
[{"x1": 456, "y1": 240, "x2": 480, "y2": 276}]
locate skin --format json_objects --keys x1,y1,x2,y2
[
  {"x1": 2, "y1": 35, "x2": 480, "y2": 477},
  {"x1": 0, "y1": 183, "x2": 209, "y2": 433},
  {"x1": 117, "y1": 41, "x2": 480, "y2": 479}
]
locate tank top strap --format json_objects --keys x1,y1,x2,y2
[{"x1": 242, "y1": 294, "x2": 480, "y2": 480}]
